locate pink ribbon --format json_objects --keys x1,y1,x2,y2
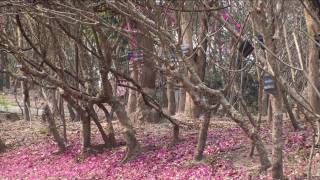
[
  {"x1": 235, "y1": 23, "x2": 241, "y2": 32},
  {"x1": 222, "y1": 13, "x2": 229, "y2": 21},
  {"x1": 124, "y1": 22, "x2": 139, "y2": 61},
  {"x1": 220, "y1": 12, "x2": 241, "y2": 32}
]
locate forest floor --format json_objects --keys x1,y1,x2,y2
[{"x1": 0, "y1": 91, "x2": 319, "y2": 179}]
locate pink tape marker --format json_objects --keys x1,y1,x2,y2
[{"x1": 235, "y1": 23, "x2": 241, "y2": 32}]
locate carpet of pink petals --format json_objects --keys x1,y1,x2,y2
[{"x1": 0, "y1": 126, "x2": 317, "y2": 179}]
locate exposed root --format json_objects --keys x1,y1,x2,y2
[
  {"x1": 121, "y1": 144, "x2": 141, "y2": 163},
  {"x1": 0, "y1": 140, "x2": 6, "y2": 153},
  {"x1": 259, "y1": 162, "x2": 271, "y2": 174}
]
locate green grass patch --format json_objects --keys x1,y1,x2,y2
[{"x1": 0, "y1": 95, "x2": 16, "y2": 111}]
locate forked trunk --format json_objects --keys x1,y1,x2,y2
[
  {"x1": 42, "y1": 105, "x2": 66, "y2": 152},
  {"x1": 110, "y1": 97, "x2": 140, "y2": 162},
  {"x1": 98, "y1": 103, "x2": 117, "y2": 146},
  {"x1": 87, "y1": 105, "x2": 116, "y2": 148},
  {"x1": 61, "y1": 93, "x2": 91, "y2": 152}
]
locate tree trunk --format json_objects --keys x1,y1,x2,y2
[
  {"x1": 283, "y1": 95, "x2": 300, "y2": 130},
  {"x1": 250, "y1": 70, "x2": 264, "y2": 157},
  {"x1": 22, "y1": 80, "x2": 31, "y2": 122},
  {"x1": 135, "y1": 24, "x2": 160, "y2": 123},
  {"x1": 304, "y1": 0, "x2": 320, "y2": 147},
  {"x1": 0, "y1": 50, "x2": 4, "y2": 92},
  {"x1": 167, "y1": 77, "x2": 176, "y2": 115},
  {"x1": 13, "y1": 80, "x2": 23, "y2": 115},
  {"x1": 271, "y1": 97, "x2": 284, "y2": 179},
  {"x1": 267, "y1": 97, "x2": 273, "y2": 123},
  {"x1": 80, "y1": 111, "x2": 91, "y2": 151},
  {"x1": 261, "y1": 93, "x2": 269, "y2": 116},
  {"x1": 0, "y1": 52, "x2": 9, "y2": 91},
  {"x1": 160, "y1": 71, "x2": 168, "y2": 108},
  {"x1": 95, "y1": 28, "x2": 140, "y2": 162},
  {"x1": 61, "y1": 93, "x2": 91, "y2": 151},
  {"x1": 86, "y1": 104, "x2": 115, "y2": 147},
  {"x1": 178, "y1": 88, "x2": 186, "y2": 113},
  {"x1": 0, "y1": 71, "x2": 3, "y2": 92},
  {"x1": 172, "y1": 124, "x2": 179, "y2": 144},
  {"x1": 98, "y1": 103, "x2": 116, "y2": 146},
  {"x1": 267, "y1": 28, "x2": 285, "y2": 180},
  {"x1": 4, "y1": 73, "x2": 10, "y2": 90},
  {"x1": 194, "y1": 111, "x2": 211, "y2": 161},
  {"x1": 194, "y1": 9, "x2": 208, "y2": 116},
  {"x1": 217, "y1": 94, "x2": 271, "y2": 171},
  {"x1": 3, "y1": 53, "x2": 10, "y2": 90},
  {"x1": 110, "y1": 96, "x2": 140, "y2": 162},
  {"x1": 67, "y1": 103, "x2": 76, "y2": 121},
  {"x1": 267, "y1": 7, "x2": 285, "y2": 179},
  {"x1": 162, "y1": 81, "x2": 168, "y2": 108},
  {"x1": 127, "y1": 63, "x2": 138, "y2": 114},
  {"x1": 58, "y1": 94, "x2": 67, "y2": 144},
  {"x1": 0, "y1": 138, "x2": 6, "y2": 153},
  {"x1": 250, "y1": 1, "x2": 284, "y2": 177},
  {"x1": 180, "y1": 2, "x2": 198, "y2": 118},
  {"x1": 42, "y1": 105, "x2": 66, "y2": 152},
  {"x1": 284, "y1": 24, "x2": 302, "y2": 131}
]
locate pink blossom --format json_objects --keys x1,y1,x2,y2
[{"x1": 235, "y1": 23, "x2": 241, "y2": 32}]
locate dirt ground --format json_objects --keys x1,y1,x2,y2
[{"x1": 1, "y1": 111, "x2": 319, "y2": 179}]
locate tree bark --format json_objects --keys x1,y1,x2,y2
[
  {"x1": 42, "y1": 104, "x2": 66, "y2": 152},
  {"x1": 110, "y1": 96, "x2": 140, "y2": 162},
  {"x1": 194, "y1": 111, "x2": 211, "y2": 161},
  {"x1": 283, "y1": 95, "x2": 300, "y2": 130},
  {"x1": 304, "y1": 0, "x2": 320, "y2": 147},
  {"x1": 172, "y1": 124, "x2": 179, "y2": 144},
  {"x1": 0, "y1": 68, "x2": 3, "y2": 92},
  {"x1": 178, "y1": 88, "x2": 186, "y2": 113},
  {"x1": 0, "y1": 72, "x2": 3, "y2": 92},
  {"x1": 61, "y1": 92, "x2": 91, "y2": 151},
  {"x1": 215, "y1": 92, "x2": 271, "y2": 171},
  {"x1": 22, "y1": 80, "x2": 31, "y2": 122},
  {"x1": 167, "y1": 77, "x2": 176, "y2": 115},
  {"x1": 127, "y1": 63, "x2": 138, "y2": 114},
  {"x1": 0, "y1": 138, "x2": 6, "y2": 153},
  {"x1": 80, "y1": 111, "x2": 91, "y2": 151},
  {"x1": 194, "y1": 9, "x2": 208, "y2": 116},
  {"x1": 161, "y1": 73, "x2": 168, "y2": 108},
  {"x1": 95, "y1": 27, "x2": 140, "y2": 162},
  {"x1": 58, "y1": 93, "x2": 67, "y2": 144},
  {"x1": 86, "y1": 104, "x2": 115, "y2": 147},
  {"x1": 180, "y1": 2, "x2": 199, "y2": 118},
  {"x1": 0, "y1": 52, "x2": 9, "y2": 90},
  {"x1": 267, "y1": 97, "x2": 273, "y2": 123},
  {"x1": 0, "y1": 41, "x2": 5, "y2": 91},
  {"x1": 266, "y1": 2, "x2": 285, "y2": 178},
  {"x1": 98, "y1": 103, "x2": 116, "y2": 146},
  {"x1": 250, "y1": 70, "x2": 264, "y2": 157},
  {"x1": 67, "y1": 103, "x2": 76, "y2": 121},
  {"x1": 176, "y1": 74, "x2": 271, "y2": 170},
  {"x1": 4, "y1": 55, "x2": 10, "y2": 90},
  {"x1": 261, "y1": 93, "x2": 269, "y2": 116},
  {"x1": 4, "y1": 73, "x2": 10, "y2": 90},
  {"x1": 251, "y1": 1, "x2": 285, "y2": 176},
  {"x1": 135, "y1": 22, "x2": 160, "y2": 123}
]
